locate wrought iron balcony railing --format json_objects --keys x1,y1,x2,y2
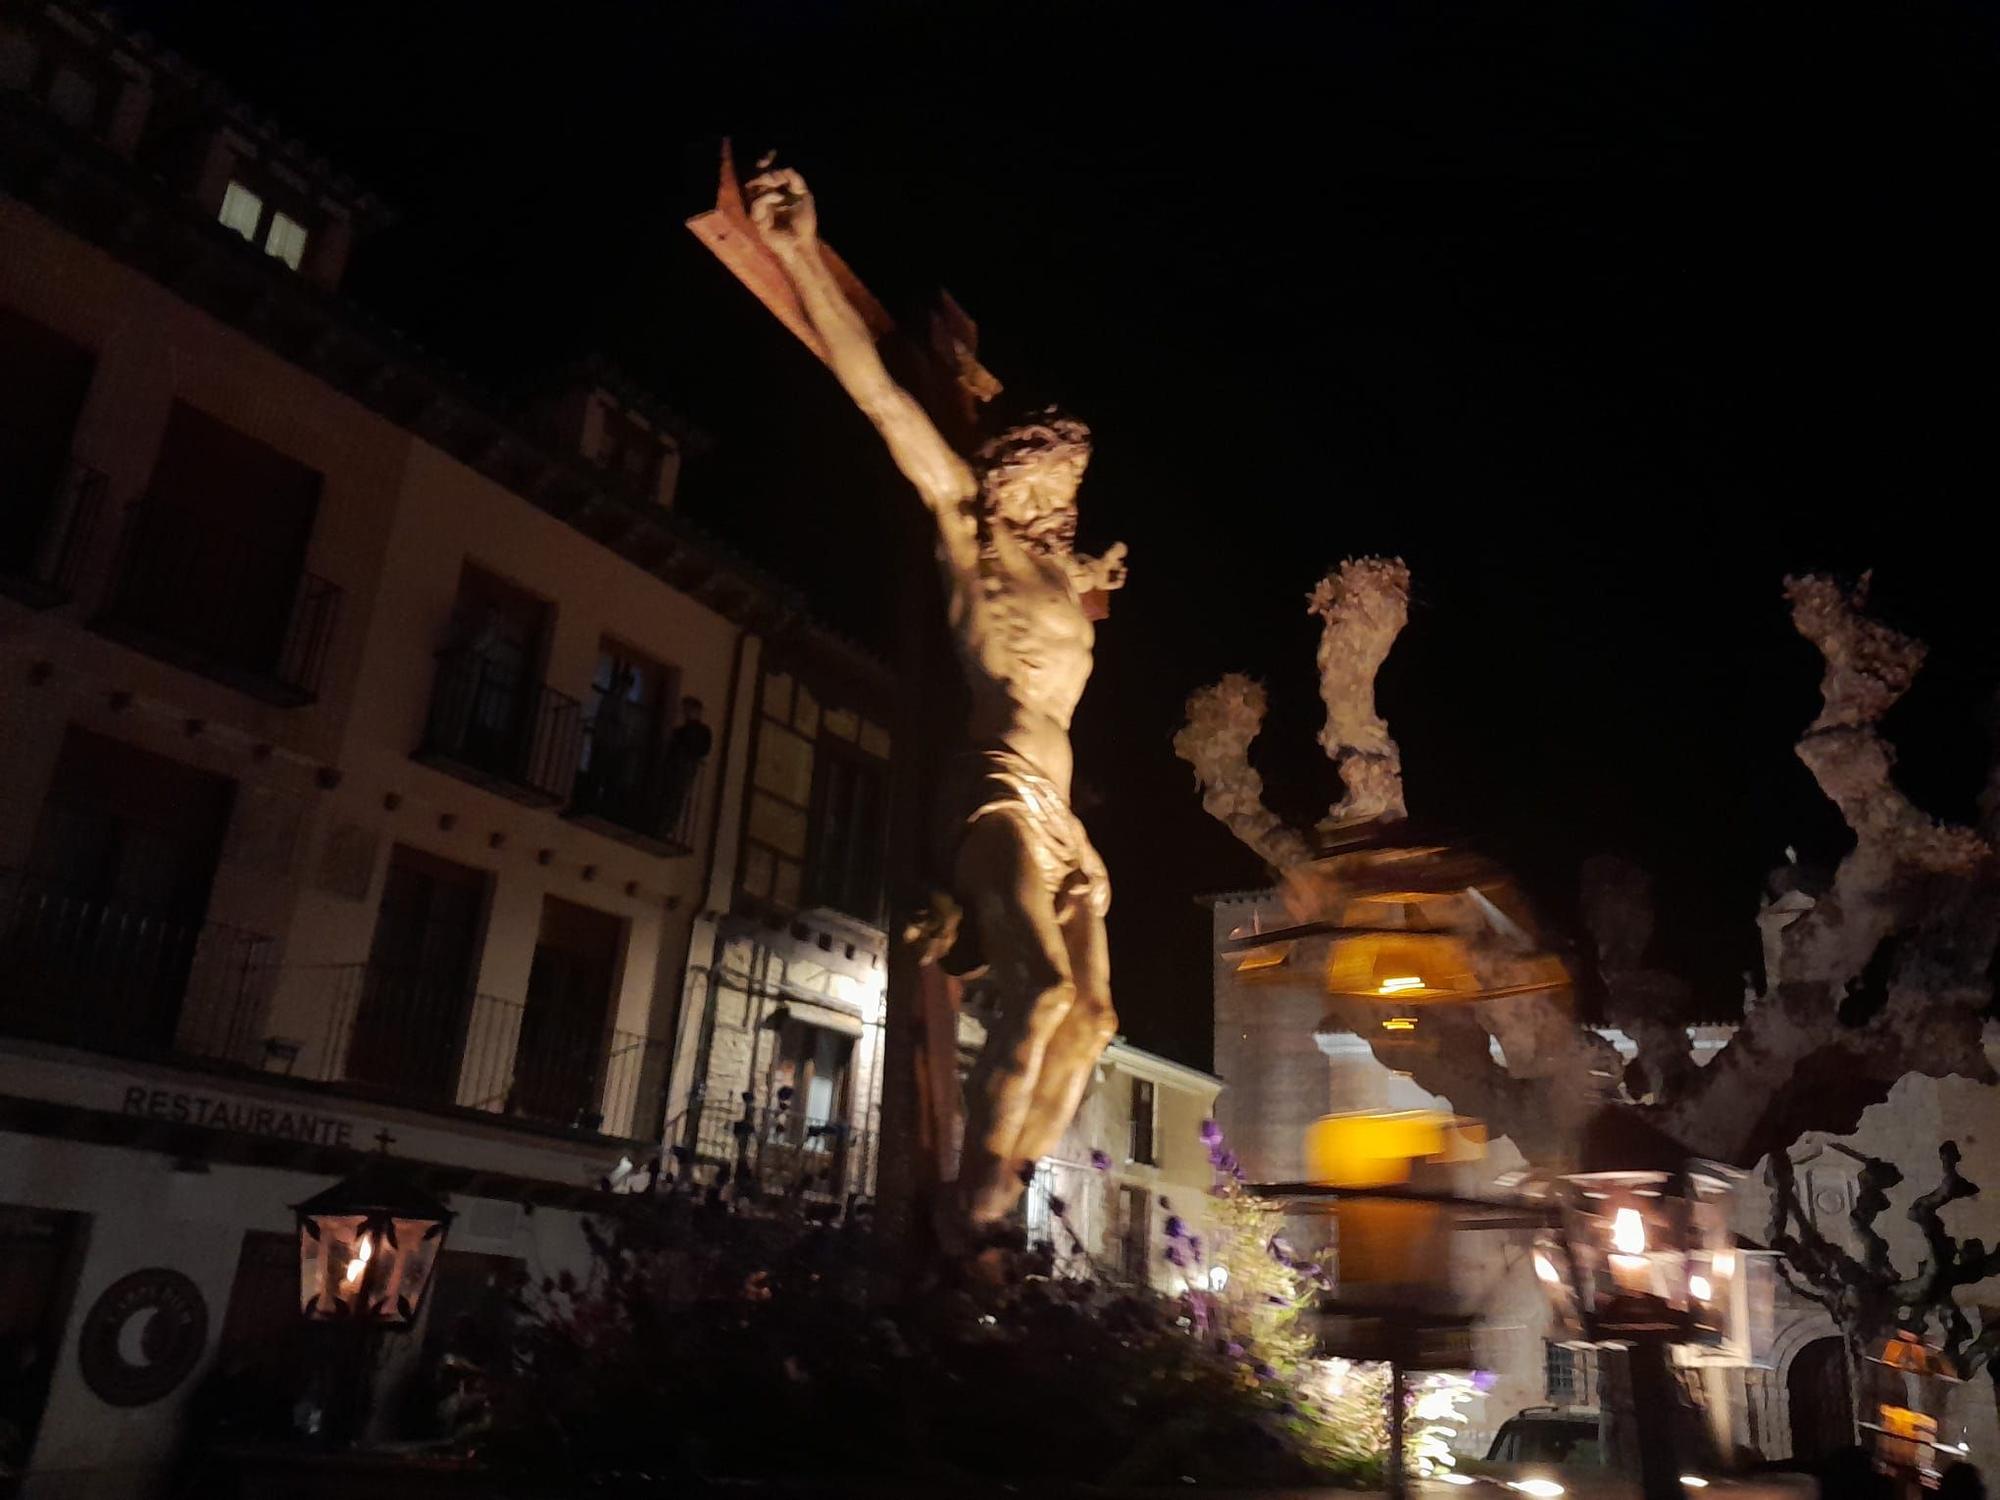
[
  {"x1": 672, "y1": 1094, "x2": 879, "y2": 1206},
  {"x1": 566, "y1": 734, "x2": 703, "y2": 857},
  {"x1": 0, "y1": 451, "x2": 107, "y2": 607},
  {"x1": 96, "y1": 499, "x2": 341, "y2": 705},
  {"x1": 0, "y1": 869, "x2": 273, "y2": 1064},
  {"x1": 415, "y1": 647, "x2": 584, "y2": 808},
  {"x1": 317, "y1": 965, "x2": 668, "y2": 1140}
]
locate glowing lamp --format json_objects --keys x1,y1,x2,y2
[
  {"x1": 1862, "y1": 1331, "x2": 1965, "y2": 1481},
  {"x1": 1528, "y1": 1160, "x2": 1742, "y2": 1347},
  {"x1": 295, "y1": 1153, "x2": 453, "y2": 1326},
  {"x1": 1324, "y1": 930, "x2": 1480, "y2": 1004}
]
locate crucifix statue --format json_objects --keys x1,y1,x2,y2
[{"x1": 691, "y1": 155, "x2": 1126, "y2": 1238}]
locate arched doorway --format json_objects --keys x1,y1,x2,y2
[{"x1": 1788, "y1": 1335, "x2": 1855, "y2": 1462}]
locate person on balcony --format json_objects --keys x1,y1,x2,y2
[{"x1": 657, "y1": 697, "x2": 711, "y2": 839}]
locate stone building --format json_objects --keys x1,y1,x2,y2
[{"x1": 0, "y1": 4, "x2": 891, "y2": 1491}]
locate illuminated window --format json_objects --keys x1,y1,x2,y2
[
  {"x1": 265, "y1": 211, "x2": 308, "y2": 271},
  {"x1": 218, "y1": 181, "x2": 263, "y2": 242}
]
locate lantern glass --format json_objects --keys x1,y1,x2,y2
[
  {"x1": 294, "y1": 1159, "x2": 453, "y2": 1328},
  {"x1": 1863, "y1": 1333, "x2": 1967, "y2": 1478},
  {"x1": 1555, "y1": 1162, "x2": 1743, "y2": 1345},
  {"x1": 299, "y1": 1211, "x2": 370, "y2": 1319},
  {"x1": 1531, "y1": 1229, "x2": 1585, "y2": 1342}
]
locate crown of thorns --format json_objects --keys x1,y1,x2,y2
[{"x1": 975, "y1": 408, "x2": 1092, "y2": 480}]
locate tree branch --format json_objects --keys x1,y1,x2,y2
[
  {"x1": 1173, "y1": 674, "x2": 1315, "y2": 873},
  {"x1": 1308, "y1": 557, "x2": 1410, "y2": 830}
]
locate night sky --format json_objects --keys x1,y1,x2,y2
[{"x1": 123, "y1": 2, "x2": 2000, "y2": 1071}]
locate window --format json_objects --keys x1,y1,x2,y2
[
  {"x1": 1129, "y1": 1077, "x2": 1157, "y2": 1165},
  {"x1": 219, "y1": 180, "x2": 264, "y2": 241},
  {"x1": 744, "y1": 670, "x2": 892, "y2": 919},
  {"x1": 772, "y1": 1020, "x2": 852, "y2": 1129},
  {"x1": 13, "y1": 728, "x2": 237, "y2": 1052},
  {"x1": 804, "y1": 740, "x2": 888, "y2": 922},
  {"x1": 1544, "y1": 1341, "x2": 1597, "y2": 1407},
  {"x1": 1118, "y1": 1184, "x2": 1151, "y2": 1284},
  {"x1": 265, "y1": 211, "x2": 308, "y2": 271},
  {"x1": 112, "y1": 402, "x2": 324, "y2": 687},
  {"x1": 516, "y1": 897, "x2": 624, "y2": 1130},
  {"x1": 346, "y1": 845, "x2": 488, "y2": 1103}
]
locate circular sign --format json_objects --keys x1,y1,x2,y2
[{"x1": 77, "y1": 1269, "x2": 209, "y2": 1407}]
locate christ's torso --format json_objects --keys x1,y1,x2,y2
[{"x1": 950, "y1": 532, "x2": 1093, "y2": 798}]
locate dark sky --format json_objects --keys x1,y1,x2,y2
[{"x1": 126, "y1": 1, "x2": 2000, "y2": 1070}]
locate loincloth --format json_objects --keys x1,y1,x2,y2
[{"x1": 940, "y1": 749, "x2": 1111, "y2": 928}]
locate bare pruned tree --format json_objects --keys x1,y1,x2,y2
[{"x1": 1178, "y1": 562, "x2": 2000, "y2": 1175}]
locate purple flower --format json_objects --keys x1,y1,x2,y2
[
  {"x1": 1165, "y1": 1245, "x2": 1187, "y2": 1268},
  {"x1": 1187, "y1": 1235, "x2": 1203, "y2": 1260},
  {"x1": 1164, "y1": 1215, "x2": 1187, "y2": 1241},
  {"x1": 1049, "y1": 1196, "x2": 1068, "y2": 1218},
  {"x1": 1218, "y1": 1151, "x2": 1240, "y2": 1178},
  {"x1": 1299, "y1": 1262, "x2": 1323, "y2": 1280},
  {"x1": 1225, "y1": 1340, "x2": 1246, "y2": 1359},
  {"x1": 1199, "y1": 1118, "x2": 1224, "y2": 1146},
  {"x1": 1268, "y1": 1237, "x2": 1296, "y2": 1266},
  {"x1": 1473, "y1": 1369, "x2": 1498, "y2": 1393},
  {"x1": 1254, "y1": 1362, "x2": 1276, "y2": 1381},
  {"x1": 1089, "y1": 1149, "x2": 1112, "y2": 1171}
]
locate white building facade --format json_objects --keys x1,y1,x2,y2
[{"x1": 0, "y1": 6, "x2": 893, "y2": 1492}]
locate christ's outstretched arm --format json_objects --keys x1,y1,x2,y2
[{"x1": 745, "y1": 168, "x2": 980, "y2": 579}]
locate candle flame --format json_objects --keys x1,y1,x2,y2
[
  {"x1": 342, "y1": 1233, "x2": 373, "y2": 1288},
  {"x1": 1611, "y1": 1207, "x2": 1646, "y2": 1255}
]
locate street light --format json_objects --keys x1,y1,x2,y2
[
  {"x1": 295, "y1": 1148, "x2": 454, "y2": 1326},
  {"x1": 1537, "y1": 1162, "x2": 1743, "y2": 1348},
  {"x1": 1519, "y1": 1114, "x2": 1748, "y2": 1500},
  {"x1": 1862, "y1": 1329, "x2": 1966, "y2": 1491}
]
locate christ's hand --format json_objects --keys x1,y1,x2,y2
[
  {"x1": 745, "y1": 167, "x2": 818, "y2": 261},
  {"x1": 1090, "y1": 542, "x2": 1130, "y2": 592}
]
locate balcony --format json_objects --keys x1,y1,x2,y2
[
  {"x1": 94, "y1": 499, "x2": 342, "y2": 706},
  {"x1": 0, "y1": 870, "x2": 273, "y2": 1064},
  {"x1": 0, "y1": 451, "x2": 106, "y2": 607},
  {"x1": 415, "y1": 647, "x2": 584, "y2": 808},
  {"x1": 673, "y1": 1095, "x2": 879, "y2": 1207},
  {"x1": 318, "y1": 965, "x2": 667, "y2": 1140},
  {"x1": 565, "y1": 736, "x2": 703, "y2": 857}
]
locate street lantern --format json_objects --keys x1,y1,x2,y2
[
  {"x1": 294, "y1": 1151, "x2": 453, "y2": 1326},
  {"x1": 1513, "y1": 1110, "x2": 1752, "y2": 1500},
  {"x1": 1862, "y1": 1330, "x2": 1967, "y2": 1484},
  {"x1": 1535, "y1": 1162, "x2": 1744, "y2": 1348}
]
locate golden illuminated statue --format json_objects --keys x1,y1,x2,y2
[{"x1": 743, "y1": 167, "x2": 1128, "y2": 1234}]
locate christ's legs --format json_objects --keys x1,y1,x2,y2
[
  {"x1": 954, "y1": 812, "x2": 1077, "y2": 1227},
  {"x1": 1011, "y1": 906, "x2": 1114, "y2": 1167}
]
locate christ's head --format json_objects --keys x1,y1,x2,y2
[{"x1": 975, "y1": 409, "x2": 1090, "y2": 556}]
